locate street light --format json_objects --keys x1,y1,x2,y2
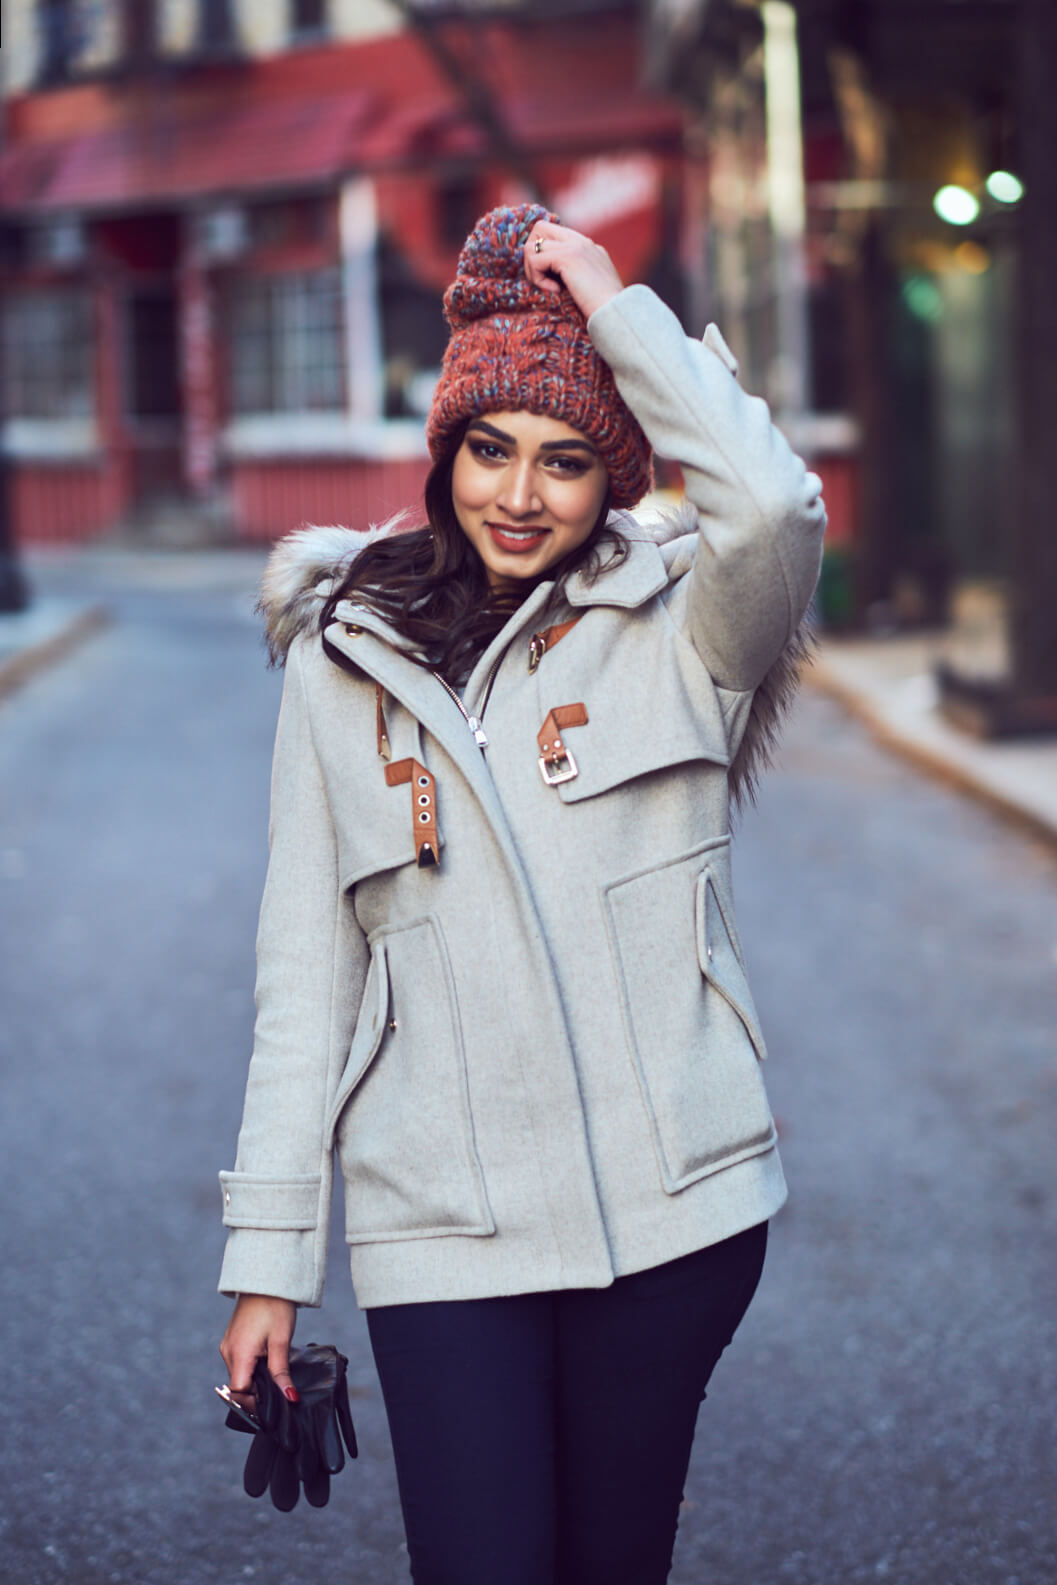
[
  {"x1": 933, "y1": 185, "x2": 981, "y2": 226},
  {"x1": 985, "y1": 170, "x2": 1025, "y2": 204}
]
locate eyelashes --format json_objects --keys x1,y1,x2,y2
[{"x1": 466, "y1": 440, "x2": 590, "y2": 476}]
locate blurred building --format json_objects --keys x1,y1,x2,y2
[
  {"x1": 0, "y1": 0, "x2": 689, "y2": 543},
  {"x1": 650, "y1": 0, "x2": 1025, "y2": 629}
]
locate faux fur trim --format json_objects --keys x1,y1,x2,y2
[
  {"x1": 258, "y1": 511, "x2": 416, "y2": 664},
  {"x1": 728, "y1": 615, "x2": 816, "y2": 813}
]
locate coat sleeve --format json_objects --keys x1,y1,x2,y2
[
  {"x1": 588, "y1": 284, "x2": 826, "y2": 691},
  {"x1": 218, "y1": 634, "x2": 368, "y2": 1307}
]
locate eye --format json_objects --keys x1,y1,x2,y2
[
  {"x1": 467, "y1": 439, "x2": 508, "y2": 463},
  {"x1": 545, "y1": 454, "x2": 591, "y2": 476}
]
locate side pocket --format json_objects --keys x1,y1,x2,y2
[
  {"x1": 695, "y1": 868, "x2": 768, "y2": 1061},
  {"x1": 325, "y1": 944, "x2": 391, "y2": 1147},
  {"x1": 604, "y1": 842, "x2": 776, "y2": 1195},
  {"x1": 333, "y1": 917, "x2": 495, "y2": 1244}
]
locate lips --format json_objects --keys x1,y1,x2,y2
[{"x1": 487, "y1": 523, "x2": 551, "y2": 554}]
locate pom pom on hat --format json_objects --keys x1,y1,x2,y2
[{"x1": 426, "y1": 204, "x2": 653, "y2": 509}]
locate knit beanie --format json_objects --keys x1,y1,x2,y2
[{"x1": 426, "y1": 203, "x2": 653, "y2": 508}]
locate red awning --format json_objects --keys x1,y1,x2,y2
[
  {"x1": 0, "y1": 86, "x2": 683, "y2": 216},
  {"x1": 0, "y1": 91, "x2": 379, "y2": 213}
]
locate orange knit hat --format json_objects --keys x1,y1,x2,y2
[{"x1": 426, "y1": 204, "x2": 653, "y2": 508}]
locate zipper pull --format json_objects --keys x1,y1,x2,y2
[
  {"x1": 528, "y1": 632, "x2": 546, "y2": 674},
  {"x1": 467, "y1": 716, "x2": 489, "y2": 749}
]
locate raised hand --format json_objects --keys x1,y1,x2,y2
[{"x1": 523, "y1": 219, "x2": 625, "y2": 320}]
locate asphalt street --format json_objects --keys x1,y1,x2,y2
[{"x1": 1, "y1": 552, "x2": 1054, "y2": 1585}]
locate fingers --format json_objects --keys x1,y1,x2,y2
[
  {"x1": 220, "y1": 1294, "x2": 298, "y2": 1401},
  {"x1": 268, "y1": 1336, "x2": 299, "y2": 1404},
  {"x1": 219, "y1": 1335, "x2": 259, "y2": 1398},
  {"x1": 523, "y1": 220, "x2": 624, "y2": 318},
  {"x1": 523, "y1": 220, "x2": 584, "y2": 292}
]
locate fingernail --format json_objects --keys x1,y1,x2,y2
[{"x1": 284, "y1": 1387, "x2": 300, "y2": 1403}]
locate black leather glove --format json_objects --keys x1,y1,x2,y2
[{"x1": 224, "y1": 1344, "x2": 358, "y2": 1511}]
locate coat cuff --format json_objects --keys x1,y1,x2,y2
[
  {"x1": 218, "y1": 1225, "x2": 325, "y2": 1307},
  {"x1": 219, "y1": 1170, "x2": 321, "y2": 1230}
]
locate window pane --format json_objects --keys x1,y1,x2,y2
[
  {"x1": 226, "y1": 269, "x2": 345, "y2": 415},
  {"x1": 1, "y1": 288, "x2": 95, "y2": 419}
]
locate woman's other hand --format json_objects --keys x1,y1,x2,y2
[
  {"x1": 220, "y1": 1293, "x2": 299, "y2": 1408},
  {"x1": 524, "y1": 220, "x2": 625, "y2": 320}
]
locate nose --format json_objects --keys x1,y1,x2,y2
[{"x1": 496, "y1": 460, "x2": 542, "y2": 519}]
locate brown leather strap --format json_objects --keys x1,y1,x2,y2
[
  {"x1": 528, "y1": 616, "x2": 583, "y2": 673},
  {"x1": 384, "y1": 757, "x2": 439, "y2": 867},
  {"x1": 537, "y1": 703, "x2": 588, "y2": 786},
  {"x1": 375, "y1": 683, "x2": 391, "y2": 762}
]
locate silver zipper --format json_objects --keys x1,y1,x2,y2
[
  {"x1": 431, "y1": 669, "x2": 489, "y2": 749},
  {"x1": 430, "y1": 642, "x2": 511, "y2": 752},
  {"x1": 339, "y1": 605, "x2": 498, "y2": 753}
]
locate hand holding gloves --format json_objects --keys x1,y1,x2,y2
[{"x1": 223, "y1": 1343, "x2": 358, "y2": 1511}]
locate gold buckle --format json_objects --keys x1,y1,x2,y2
[{"x1": 538, "y1": 749, "x2": 578, "y2": 786}]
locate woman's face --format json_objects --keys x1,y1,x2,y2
[{"x1": 451, "y1": 411, "x2": 609, "y2": 592}]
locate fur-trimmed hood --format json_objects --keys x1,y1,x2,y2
[
  {"x1": 256, "y1": 506, "x2": 813, "y2": 810},
  {"x1": 258, "y1": 511, "x2": 416, "y2": 666}
]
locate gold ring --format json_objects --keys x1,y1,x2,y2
[{"x1": 534, "y1": 238, "x2": 544, "y2": 254}]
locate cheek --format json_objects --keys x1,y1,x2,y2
[
  {"x1": 451, "y1": 453, "x2": 493, "y2": 516},
  {"x1": 556, "y1": 475, "x2": 608, "y2": 533}
]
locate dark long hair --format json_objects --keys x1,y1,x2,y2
[{"x1": 320, "y1": 421, "x2": 628, "y2": 685}]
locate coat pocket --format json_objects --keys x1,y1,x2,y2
[
  {"x1": 603, "y1": 840, "x2": 776, "y2": 1195},
  {"x1": 695, "y1": 865, "x2": 769, "y2": 1061},
  {"x1": 330, "y1": 916, "x2": 495, "y2": 1244}
]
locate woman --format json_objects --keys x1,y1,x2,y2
[{"x1": 219, "y1": 204, "x2": 825, "y2": 1584}]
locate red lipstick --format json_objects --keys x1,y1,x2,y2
[{"x1": 487, "y1": 524, "x2": 550, "y2": 554}]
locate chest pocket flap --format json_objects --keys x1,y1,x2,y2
[{"x1": 540, "y1": 604, "x2": 732, "y2": 804}]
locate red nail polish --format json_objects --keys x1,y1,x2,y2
[{"x1": 284, "y1": 1387, "x2": 300, "y2": 1403}]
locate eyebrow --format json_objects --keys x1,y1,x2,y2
[{"x1": 467, "y1": 419, "x2": 598, "y2": 456}]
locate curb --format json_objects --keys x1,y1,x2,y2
[
  {"x1": 804, "y1": 656, "x2": 1057, "y2": 858},
  {"x1": 0, "y1": 604, "x2": 111, "y2": 703}
]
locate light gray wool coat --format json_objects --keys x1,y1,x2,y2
[{"x1": 218, "y1": 285, "x2": 827, "y2": 1309}]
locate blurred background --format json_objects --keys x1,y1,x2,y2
[
  {"x1": 1, "y1": 5, "x2": 1055, "y2": 1584},
  {"x1": 1, "y1": 0, "x2": 1054, "y2": 706}
]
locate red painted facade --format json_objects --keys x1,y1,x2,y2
[
  {"x1": 232, "y1": 456, "x2": 429, "y2": 543},
  {"x1": 0, "y1": 21, "x2": 688, "y2": 546},
  {"x1": 11, "y1": 464, "x2": 110, "y2": 544}
]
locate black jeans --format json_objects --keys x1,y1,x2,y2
[{"x1": 366, "y1": 1222, "x2": 767, "y2": 1585}]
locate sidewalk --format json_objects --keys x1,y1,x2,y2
[
  {"x1": 0, "y1": 593, "x2": 109, "y2": 700},
  {"x1": 809, "y1": 632, "x2": 1057, "y2": 852},
  {"x1": 0, "y1": 543, "x2": 267, "y2": 701}
]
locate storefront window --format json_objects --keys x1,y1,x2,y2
[
  {"x1": 1, "y1": 288, "x2": 95, "y2": 419},
  {"x1": 227, "y1": 269, "x2": 345, "y2": 415}
]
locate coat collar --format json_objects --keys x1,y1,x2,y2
[{"x1": 564, "y1": 532, "x2": 670, "y2": 609}]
